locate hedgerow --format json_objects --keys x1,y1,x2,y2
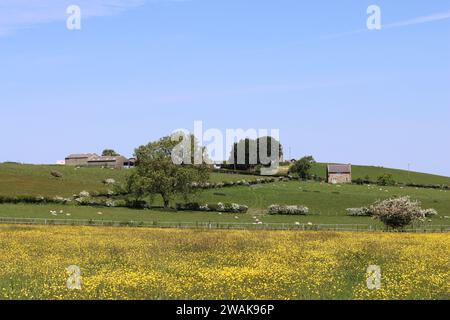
[
  {"x1": 176, "y1": 202, "x2": 248, "y2": 213},
  {"x1": 267, "y1": 204, "x2": 309, "y2": 215}
]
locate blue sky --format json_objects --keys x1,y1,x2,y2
[{"x1": 0, "y1": 0, "x2": 449, "y2": 176}]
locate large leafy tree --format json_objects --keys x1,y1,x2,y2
[
  {"x1": 289, "y1": 156, "x2": 315, "y2": 180},
  {"x1": 102, "y1": 149, "x2": 120, "y2": 156},
  {"x1": 131, "y1": 133, "x2": 209, "y2": 208},
  {"x1": 377, "y1": 174, "x2": 396, "y2": 186}
]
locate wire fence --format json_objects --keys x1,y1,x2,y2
[{"x1": 0, "y1": 217, "x2": 449, "y2": 233}]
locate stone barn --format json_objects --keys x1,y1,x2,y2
[
  {"x1": 124, "y1": 158, "x2": 136, "y2": 168},
  {"x1": 86, "y1": 155, "x2": 128, "y2": 169},
  {"x1": 65, "y1": 153, "x2": 98, "y2": 166},
  {"x1": 327, "y1": 164, "x2": 352, "y2": 184}
]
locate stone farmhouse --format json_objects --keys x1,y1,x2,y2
[
  {"x1": 327, "y1": 164, "x2": 352, "y2": 184},
  {"x1": 65, "y1": 153, "x2": 135, "y2": 169},
  {"x1": 65, "y1": 153, "x2": 98, "y2": 166}
]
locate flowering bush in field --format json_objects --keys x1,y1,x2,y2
[
  {"x1": 370, "y1": 196, "x2": 425, "y2": 229},
  {"x1": 268, "y1": 204, "x2": 309, "y2": 215},
  {"x1": 74, "y1": 197, "x2": 94, "y2": 206},
  {"x1": 217, "y1": 202, "x2": 226, "y2": 211},
  {"x1": 74, "y1": 197, "x2": 146, "y2": 209},
  {"x1": 421, "y1": 208, "x2": 438, "y2": 218},
  {"x1": 188, "y1": 176, "x2": 288, "y2": 190},
  {"x1": 176, "y1": 202, "x2": 248, "y2": 213},
  {"x1": 79, "y1": 191, "x2": 90, "y2": 198},
  {"x1": 227, "y1": 203, "x2": 248, "y2": 213},
  {"x1": 0, "y1": 195, "x2": 73, "y2": 205},
  {"x1": 102, "y1": 178, "x2": 116, "y2": 185},
  {"x1": 346, "y1": 207, "x2": 372, "y2": 217},
  {"x1": 105, "y1": 200, "x2": 116, "y2": 207},
  {"x1": 52, "y1": 196, "x2": 72, "y2": 204}
]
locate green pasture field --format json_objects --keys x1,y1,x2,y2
[
  {"x1": 0, "y1": 163, "x2": 258, "y2": 197},
  {"x1": 1, "y1": 162, "x2": 449, "y2": 199},
  {"x1": 0, "y1": 163, "x2": 449, "y2": 228},
  {"x1": 0, "y1": 181, "x2": 448, "y2": 227},
  {"x1": 193, "y1": 181, "x2": 450, "y2": 215}
]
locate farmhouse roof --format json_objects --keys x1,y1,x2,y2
[
  {"x1": 327, "y1": 164, "x2": 352, "y2": 173},
  {"x1": 65, "y1": 153, "x2": 98, "y2": 159}
]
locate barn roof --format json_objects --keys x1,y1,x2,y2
[
  {"x1": 65, "y1": 153, "x2": 98, "y2": 159},
  {"x1": 88, "y1": 156, "x2": 126, "y2": 162},
  {"x1": 327, "y1": 164, "x2": 352, "y2": 173}
]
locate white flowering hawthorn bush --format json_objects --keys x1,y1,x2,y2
[
  {"x1": 103, "y1": 178, "x2": 116, "y2": 185},
  {"x1": 346, "y1": 207, "x2": 372, "y2": 217},
  {"x1": 268, "y1": 204, "x2": 309, "y2": 215},
  {"x1": 421, "y1": 208, "x2": 438, "y2": 218},
  {"x1": 79, "y1": 191, "x2": 90, "y2": 198},
  {"x1": 370, "y1": 196, "x2": 426, "y2": 229},
  {"x1": 176, "y1": 202, "x2": 248, "y2": 213}
]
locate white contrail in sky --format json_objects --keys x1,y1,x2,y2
[
  {"x1": 322, "y1": 10, "x2": 450, "y2": 40},
  {"x1": 384, "y1": 10, "x2": 450, "y2": 29}
]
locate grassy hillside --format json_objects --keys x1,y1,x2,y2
[
  {"x1": 0, "y1": 163, "x2": 259, "y2": 197},
  {"x1": 0, "y1": 203, "x2": 386, "y2": 226},
  {"x1": 0, "y1": 181, "x2": 449, "y2": 227},
  {"x1": 1, "y1": 162, "x2": 448, "y2": 198},
  {"x1": 193, "y1": 181, "x2": 450, "y2": 216},
  {"x1": 0, "y1": 163, "x2": 449, "y2": 227},
  {"x1": 310, "y1": 163, "x2": 450, "y2": 185},
  {"x1": 0, "y1": 163, "x2": 129, "y2": 197}
]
